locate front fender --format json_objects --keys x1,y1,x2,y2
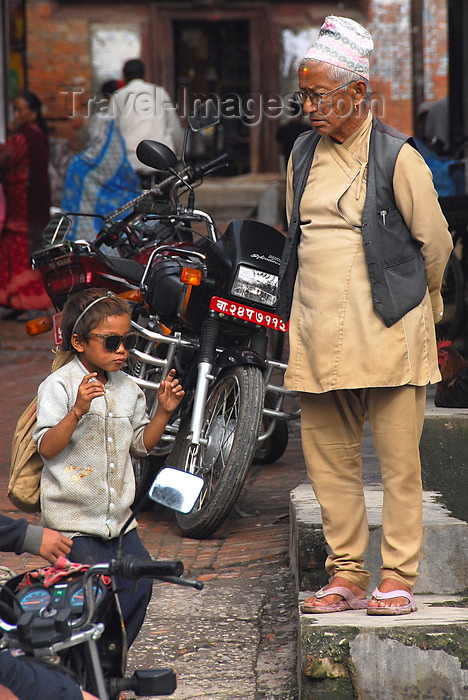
[{"x1": 214, "y1": 348, "x2": 265, "y2": 374}]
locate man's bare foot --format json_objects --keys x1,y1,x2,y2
[
  {"x1": 302, "y1": 576, "x2": 367, "y2": 609},
  {"x1": 367, "y1": 578, "x2": 412, "y2": 609}
]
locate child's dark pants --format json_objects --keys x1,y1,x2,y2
[{"x1": 69, "y1": 528, "x2": 153, "y2": 647}]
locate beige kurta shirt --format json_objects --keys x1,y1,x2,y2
[{"x1": 284, "y1": 113, "x2": 453, "y2": 393}]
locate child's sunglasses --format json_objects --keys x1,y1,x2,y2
[{"x1": 87, "y1": 331, "x2": 138, "y2": 352}]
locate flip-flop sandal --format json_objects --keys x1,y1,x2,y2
[
  {"x1": 300, "y1": 586, "x2": 369, "y2": 614},
  {"x1": 366, "y1": 587, "x2": 417, "y2": 615}
]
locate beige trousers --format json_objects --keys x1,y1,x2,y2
[{"x1": 300, "y1": 385, "x2": 426, "y2": 591}]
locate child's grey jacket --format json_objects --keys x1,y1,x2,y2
[{"x1": 34, "y1": 355, "x2": 149, "y2": 538}]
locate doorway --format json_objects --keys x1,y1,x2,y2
[{"x1": 174, "y1": 19, "x2": 250, "y2": 174}]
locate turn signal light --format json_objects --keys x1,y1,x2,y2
[
  {"x1": 25, "y1": 315, "x2": 53, "y2": 336},
  {"x1": 180, "y1": 267, "x2": 202, "y2": 286},
  {"x1": 118, "y1": 290, "x2": 143, "y2": 303}
]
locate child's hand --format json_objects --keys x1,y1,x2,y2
[
  {"x1": 72, "y1": 373, "x2": 106, "y2": 419},
  {"x1": 143, "y1": 370, "x2": 185, "y2": 452},
  {"x1": 158, "y1": 369, "x2": 185, "y2": 414}
]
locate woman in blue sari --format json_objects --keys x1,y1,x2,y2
[{"x1": 61, "y1": 113, "x2": 141, "y2": 241}]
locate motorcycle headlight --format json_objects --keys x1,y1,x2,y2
[{"x1": 231, "y1": 265, "x2": 278, "y2": 307}]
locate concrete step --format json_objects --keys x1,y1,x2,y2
[
  {"x1": 290, "y1": 484, "x2": 468, "y2": 698},
  {"x1": 298, "y1": 593, "x2": 468, "y2": 699},
  {"x1": 192, "y1": 174, "x2": 285, "y2": 226},
  {"x1": 290, "y1": 484, "x2": 468, "y2": 595}
]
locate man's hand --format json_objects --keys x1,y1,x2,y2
[{"x1": 38, "y1": 528, "x2": 73, "y2": 564}]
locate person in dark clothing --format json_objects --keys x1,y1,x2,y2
[
  {"x1": 0, "y1": 513, "x2": 72, "y2": 564},
  {"x1": 0, "y1": 91, "x2": 52, "y2": 318},
  {"x1": 0, "y1": 515, "x2": 96, "y2": 699},
  {"x1": 0, "y1": 650, "x2": 97, "y2": 700}
]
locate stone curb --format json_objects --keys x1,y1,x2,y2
[{"x1": 299, "y1": 595, "x2": 468, "y2": 699}]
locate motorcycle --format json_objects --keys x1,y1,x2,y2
[
  {"x1": 0, "y1": 468, "x2": 204, "y2": 699},
  {"x1": 116, "y1": 138, "x2": 298, "y2": 538},
  {"x1": 30, "y1": 105, "x2": 299, "y2": 539}
]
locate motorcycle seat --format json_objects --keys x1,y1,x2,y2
[{"x1": 107, "y1": 256, "x2": 145, "y2": 284}]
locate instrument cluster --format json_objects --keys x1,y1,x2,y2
[{"x1": 16, "y1": 579, "x2": 105, "y2": 615}]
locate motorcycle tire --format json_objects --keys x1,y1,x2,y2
[
  {"x1": 173, "y1": 365, "x2": 264, "y2": 539},
  {"x1": 253, "y1": 394, "x2": 289, "y2": 465}
]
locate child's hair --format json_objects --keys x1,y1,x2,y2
[{"x1": 61, "y1": 289, "x2": 131, "y2": 351}]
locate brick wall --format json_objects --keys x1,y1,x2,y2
[
  {"x1": 368, "y1": 0, "x2": 448, "y2": 134},
  {"x1": 27, "y1": 0, "x2": 92, "y2": 150},
  {"x1": 25, "y1": 0, "x2": 448, "y2": 157},
  {"x1": 26, "y1": 0, "x2": 149, "y2": 152},
  {"x1": 422, "y1": 0, "x2": 448, "y2": 102}
]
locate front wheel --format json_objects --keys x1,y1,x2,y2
[{"x1": 172, "y1": 365, "x2": 264, "y2": 538}]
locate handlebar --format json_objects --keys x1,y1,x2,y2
[
  {"x1": 0, "y1": 556, "x2": 202, "y2": 648},
  {"x1": 72, "y1": 556, "x2": 199, "y2": 629},
  {"x1": 183, "y1": 152, "x2": 230, "y2": 185},
  {"x1": 93, "y1": 152, "x2": 229, "y2": 250},
  {"x1": 109, "y1": 556, "x2": 184, "y2": 579},
  {"x1": 104, "y1": 168, "x2": 191, "y2": 224},
  {"x1": 104, "y1": 152, "x2": 229, "y2": 224}
]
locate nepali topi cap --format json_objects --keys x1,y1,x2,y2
[{"x1": 304, "y1": 16, "x2": 374, "y2": 81}]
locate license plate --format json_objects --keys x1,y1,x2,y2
[{"x1": 209, "y1": 296, "x2": 289, "y2": 332}]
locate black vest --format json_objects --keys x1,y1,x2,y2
[{"x1": 277, "y1": 116, "x2": 428, "y2": 327}]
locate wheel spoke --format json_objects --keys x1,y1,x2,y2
[
  {"x1": 175, "y1": 365, "x2": 265, "y2": 538},
  {"x1": 190, "y1": 375, "x2": 242, "y2": 509}
]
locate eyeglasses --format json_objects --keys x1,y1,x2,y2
[
  {"x1": 293, "y1": 80, "x2": 356, "y2": 105},
  {"x1": 87, "y1": 331, "x2": 138, "y2": 352}
]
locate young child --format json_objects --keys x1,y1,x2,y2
[{"x1": 33, "y1": 288, "x2": 184, "y2": 646}]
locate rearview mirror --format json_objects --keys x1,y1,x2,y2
[
  {"x1": 149, "y1": 467, "x2": 203, "y2": 513},
  {"x1": 188, "y1": 99, "x2": 220, "y2": 133},
  {"x1": 42, "y1": 212, "x2": 72, "y2": 244},
  {"x1": 136, "y1": 140, "x2": 178, "y2": 172}
]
